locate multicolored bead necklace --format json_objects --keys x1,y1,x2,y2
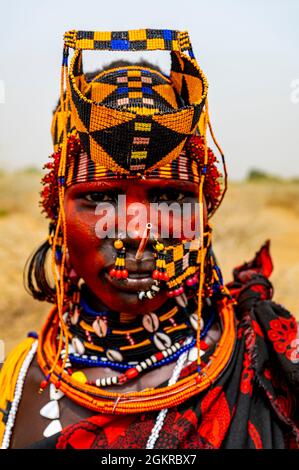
[
  {"x1": 37, "y1": 282, "x2": 220, "y2": 395},
  {"x1": 57, "y1": 289, "x2": 218, "y2": 388},
  {"x1": 37, "y1": 296, "x2": 236, "y2": 414}
]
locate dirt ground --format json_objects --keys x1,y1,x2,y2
[{"x1": 1, "y1": 172, "x2": 298, "y2": 355}]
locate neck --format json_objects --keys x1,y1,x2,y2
[{"x1": 79, "y1": 283, "x2": 179, "y2": 324}]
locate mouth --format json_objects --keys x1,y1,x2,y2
[
  {"x1": 103, "y1": 270, "x2": 157, "y2": 293},
  {"x1": 103, "y1": 253, "x2": 159, "y2": 293},
  {"x1": 127, "y1": 272, "x2": 152, "y2": 279}
]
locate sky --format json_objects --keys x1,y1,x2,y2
[{"x1": 0, "y1": 0, "x2": 298, "y2": 180}]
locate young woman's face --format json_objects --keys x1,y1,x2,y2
[{"x1": 64, "y1": 178, "x2": 207, "y2": 315}]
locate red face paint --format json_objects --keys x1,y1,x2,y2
[{"x1": 64, "y1": 178, "x2": 207, "y2": 315}]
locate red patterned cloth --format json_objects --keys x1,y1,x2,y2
[{"x1": 30, "y1": 242, "x2": 299, "y2": 449}]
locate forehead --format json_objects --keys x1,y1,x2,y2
[{"x1": 66, "y1": 178, "x2": 199, "y2": 194}]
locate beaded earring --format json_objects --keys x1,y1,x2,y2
[
  {"x1": 108, "y1": 239, "x2": 128, "y2": 279},
  {"x1": 137, "y1": 240, "x2": 170, "y2": 301},
  {"x1": 152, "y1": 242, "x2": 169, "y2": 282}
]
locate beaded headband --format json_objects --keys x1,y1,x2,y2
[
  {"x1": 57, "y1": 29, "x2": 208, "y2": 175},
  {"x1": 42, "y1": 134, "x2": 222, "y2": 220}
]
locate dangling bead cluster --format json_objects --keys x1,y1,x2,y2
[
  {"x1": 185, "y1": 272, "x2": 199, "y2": 288},
  {"x1": 166, "y1": 274, "x2": 199, "y2": 299},
  {"x1": 138, "y1": 242, "x2": 170, "y2": 301},
  {"x1": 39, "y1": 374, "x2": 51, "y2": 394},
  {"x1": 152, "y1": 242, "x2": 169, "y2": 282},
  {"x1": 109, "y1": 239, "x2": 128, "y2": 279},
  {"x1": 167, "y1": 284, "x2": 185, "y2": 298},
  {"x1": 138, "y1": 279, "x2": 160, "y2": 300},
  {"x1": 166, "y1": 282, "x2": 189, "y2": 310}
]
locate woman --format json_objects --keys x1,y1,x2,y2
[{"x1": 1, "y1": 29, "x2": 298, "y2": 449}]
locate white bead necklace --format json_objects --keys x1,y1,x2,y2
[
  {"x1": 145, "y1": 337, "x2": 192, "y2": 449},
  {"x1": 0, "y1": 335, "x2": 208, "y2": 449},
  {"x1": 1, "y1": 340, "x2": 38, "y2": 449}
]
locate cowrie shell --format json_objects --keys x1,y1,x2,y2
[
  {"x1": 189, "y1": 313, "x2": 198, "y2": 330},
  {"x1": 142, "y1": 313, "x2": 159, "y2": 333},
  {"x1": 62, "y1": 312, "x2": 69, "y2": 323},
  {"x1": 153, "y1": 332, "x2": 172, "y2": 351},
  {"x1": 106, "y1": 349, "x2": 123, "y2": 362},
  {"x1": 92, "y1": 318, "x2": 107, "y2": 338},
  {"x1": 190, "y1": 312, "x2": 204, "y2": 331},
  {"x1": 188, "y1": 347, "x2": 198, "y2": 363},
  {"x1": 206, "y1": 322, "x2": 221, "y2": 343},
  {"x1": 71, "y1": 337, "x2": 85, "y2": 355}
]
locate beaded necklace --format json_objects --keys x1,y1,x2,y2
[
  {"x1": 68, "y1": 308, "x2": 214, "y2": 371},
  {"x1": 146, "y1": 338, "x2": 192, "y2": 449},
  {"x1": 37, "y1": 297, "x2": 236, "y2": 414},
  {"x1": 65, "y1": 291, "x2": 214, "y2": 368},
  {"x1": 56, "y1": 294, "x2": 216, "y2": 388}
]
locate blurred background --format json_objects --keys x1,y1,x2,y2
[{"x1": 0, "y1": 0, "x2": 298, "y2": 355}]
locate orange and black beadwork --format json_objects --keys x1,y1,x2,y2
[{"x1": 37, "y1": 28, "x2": 230, "y2": 398}]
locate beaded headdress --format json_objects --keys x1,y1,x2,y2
[
  {"x1": 35, "y1": 29, "x2": 231, "y2": 406},
  {"x1": 58, "y1": 29, "x2": 208, "y2": 174},
  {"x1": 46, "y1": 29, "x2": 227, "y2": 219}
]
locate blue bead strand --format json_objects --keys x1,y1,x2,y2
[
  {"x1": 68, "y1": 310, "x2": 216, "y2": 371},
  {"x1": 69, "y1": 337, "x2": 197, "y2": 371},
  {"x1": 200, "y1": 309, "x2": 216, "y2": 338}
]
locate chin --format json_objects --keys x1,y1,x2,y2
[{"x1": 95, "y1": 282, "x2": 168, "y2": 315}]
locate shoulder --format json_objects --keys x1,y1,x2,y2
[
  {"x1": 9, "y1": 353, "x2": 52, "y2": 448},
  {"x1": 0, "y1": 338, "x2": 38, "y2": 448}
]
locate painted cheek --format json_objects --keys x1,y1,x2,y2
[{"x1": 65, "y1": 200, "x2": 105, "y2": 272}]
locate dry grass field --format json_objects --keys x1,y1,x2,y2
[{"x1": 0, "y1": 171, "x2": 299, "y2": 355}]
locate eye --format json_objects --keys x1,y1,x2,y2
[
  {"x1": 151, "y1": 189, "x2": 190, "y2": 203},
  {"x1": 84, "y1": 192, "x2": 117, "y2": 203},
  {"x1": 160, "y1": 191, "x2": 185, "y2": 202}
]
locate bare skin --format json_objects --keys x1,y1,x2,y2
[{"x1": 9, "y1": 178, "x2": 210, "y2": 448}]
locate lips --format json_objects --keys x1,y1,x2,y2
[
  {"x1": 103, "y1": 252, "x2": 158, "y2": 293},
  {"x1": 104, "y1": 271, "x2": 156, "y2": 292},
  {"x1": 127, "y1": 272, "x2": 151, "y2": 279}
]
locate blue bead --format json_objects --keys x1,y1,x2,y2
[
  {"x1": 111, "y1": 39, "x2": 129, "y2": 50},
  {"x1": 68, "y1": 337, "x2": 197, "y2": 373},
  {"x1": 141, "y1": 87, "x2": 153, "y2": 95},
  {"x1": 163, "y1": 29, "x2": 173, "y2": 40},
  {"x1": 80, "y1": 296, "x2": 109, "y2": 318},
  {"x1": 27, "y1": 331, "x2": 38, "y2": 339},
  {"x1": 117, "y1": 87, "x2": 129, "y2": 95}
]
